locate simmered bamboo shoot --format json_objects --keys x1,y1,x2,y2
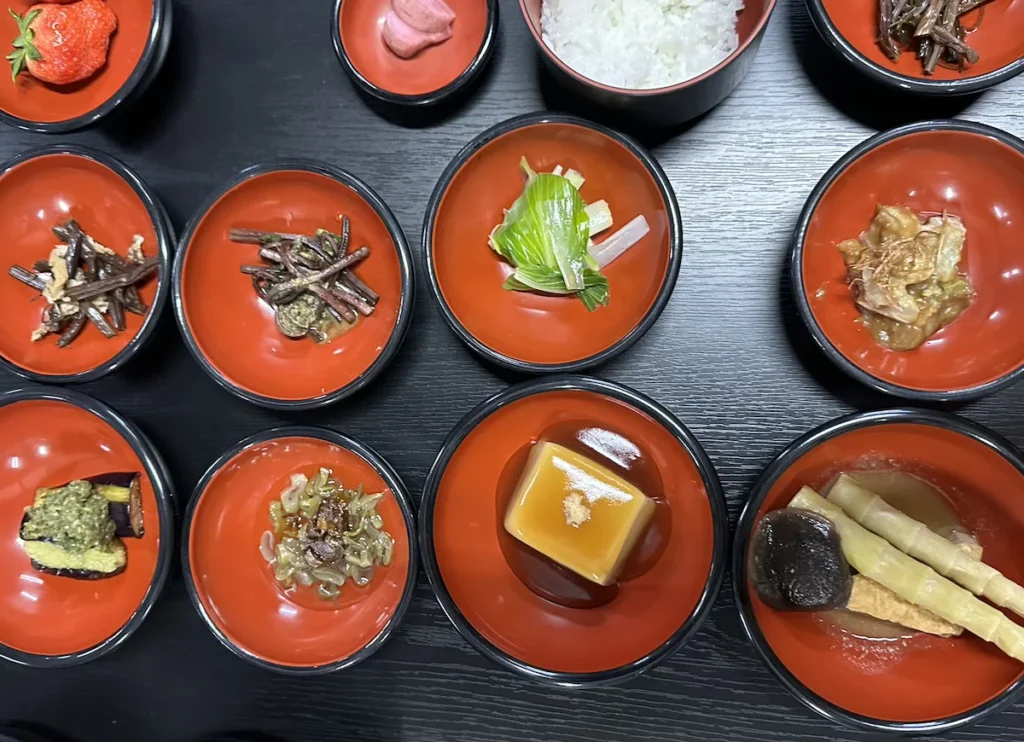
[
  {"x1": 788, "y1": 487, "x2": 1024, "y2": 663},
  {"x1": 829, "y1": 474, "x2": 1024, "y2": 620}
]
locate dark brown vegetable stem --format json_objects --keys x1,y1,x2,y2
[
  {"x1": 341, "y1": 271, "x2": 379, "y2": 305},
  {"x1": 265, "y1": 247, "x2": 369, "y2": 303},
  {"x1": 9, "y1": 265, "x2": 45, "y2": 290},
  {"x1": 957, "y1": 0, "x2": 993, "y2": 14},
  {"x1": 914, "y1": 0, "x2": 945, "y2": 37},
  {"x1": 879, "y1": 0, "x2": 900, "y2": 60},
  {"x1": 56, "y1": 312, "x2": 87, "y2": 347},
  {"x1": 309, "y1": 284, "x2": 357, "y2": 324},
  {"x1": 332, "y1": 280, "x2": 374, "y2": 316},
  {"x1": 84, "y1": 303, "x2": 117, "y2": 338},
  {"x1": 65, "y1": 257, "x2": 159, "y2": 301},
  {"x1": 931, "y1": 26, "x2": 979, "y2": 62}
]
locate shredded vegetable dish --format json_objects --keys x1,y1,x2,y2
[{"x1": 260, "y1": 468, "x2": 395, "y2": 600}]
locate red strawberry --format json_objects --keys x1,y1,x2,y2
[{"x1": 8, "y1": 0, "x2": 117, "y2": 85}]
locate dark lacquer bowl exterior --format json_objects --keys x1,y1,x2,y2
[
  {"x1": 0, "y1": 0, "x2": 172, "y2": 133},
  {"x1": 733, "y1": 409, "x2": 1024, "y2": 735},
  {"x1": 0, "y1": 145, "x2": 174, "y2": 385},
  {"x1": 172, "y1": 161, "x2": 414, "y2": 410},
  {"x1": 333, "y1": 0, "x2": 497, "y2": 106},
  {"x1": 805, "y1": 0, "x2": 1024, "y2": 95},
  {"x1": 420, "y1": 376, "x2": 728, "y2": 687},
  {"x1": 0, "y1": 386, "x2": 175, "y2": 668},
  {"x1": 518, "y1": 0, "x2": 777, "y2": 127},
  {"x1": 793, "y1": 120, "x2": 1024, "y2": 402},
  {"x1": 424, "y1": 113, "x2": 682, "y2": 373},
  {"x1": 182, "y1": 426, "x2": 418, "y2": 674}
]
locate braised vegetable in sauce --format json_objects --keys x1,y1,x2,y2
[
  {"x1": 8, "y1": 219, "x2": 157, "y2": 347},
  {"x1": 878, "y1": 0, "x2": 994, "y2": 75},
  {"x1": 21, "y1": 480, "x2": 115, "y2": 553},
  {"x1": 231, "y1": 221, "x2": 379, "y2": 345},
  {"x1": 837, "y1": 205, "x2": 973, "y2": 351},
  {"x1": 260, "y1": 468, "x2": 395, "y2": 601}
]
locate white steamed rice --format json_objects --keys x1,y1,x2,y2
[{"x1": 540, "y1": 0, "x2": 743, "y2": 90}]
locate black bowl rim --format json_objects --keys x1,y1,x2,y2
[
  {"x1": 517, "y1": 0, "x2": 779, "y2": 96},
  {"x1": 0, "y1": 0, "x2": 171, "y2": 133},
  {"x1": 732, "y1": 407, "x2": 1024, "y2": 735},
  {"x1": 422, "y1": 112, "x2": 684, "y2": 374},
  {"x1": 331, "y1": 0, "x2": 498, "y2": 107},
  {"x1": 180, "y1": 425, "x2": 419, "y2": 675},
  {"x1": 418, "y1": 375, "x2": 728, "y2": 687},
  {"x1": 804, "y1": 0, "x2": 1024, "y2": 96},
  {"x1": 791, "y1": 118, "x2": 1024, "y2": 402},
  {"x1": 0, "y1": 144, "x2": 175, "y2": 385},
  {"x1": 0, "y1": 385, "x2": 176, "y2": 669},
  {"x1": 171, "y1": 160, "x2": 415, "y2": 411}
]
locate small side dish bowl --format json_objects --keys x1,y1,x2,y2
[
  {"x1": 805, "y1": 0, "x2": 1024, "y2": 95},
  {"x1": 420, "y1": 376, "x2": 727, "y2": 686},
  {"x1": 0, "y1": 0, "x2": 172, "y2": 133},
  {"x1": 518, "y1": 0, "x2": 777, "y2": 127},
  {"x1": 183, "y1": 427, "x2": 417, "y2": 674},
  {"x1": 333, "y1": 0, "x2": 497, "y2": 106},
  {"x1": 424, "y1": 113, "x2": 682, "y2": 373},
  {"x1": 0, "y1": 145, "x2": 173, "y2": 385},
  {"x1": 793, "y1": 120, "x2": 1024, "y2": 401},
  {"x1": 0, "y1": 386, "x2": 175, "y2": 668},
  {"x1": 173, "y1": 162, "x2": 413, "y2": 410},
  {"x1": 733, "y1": 409, "x2": 1024, "y2": 734}
]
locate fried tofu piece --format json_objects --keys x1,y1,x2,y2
[{"x1": 847, "y1": 575, "x2": 963, "y2": 637}]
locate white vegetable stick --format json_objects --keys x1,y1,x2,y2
[{"x1": 589, "y1": 215, "x2": 650, "y2": 269}]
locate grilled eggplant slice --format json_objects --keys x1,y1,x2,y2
[
  {"x1": 32, "y1": 472, "x2": 144, "y2": 538},
  {"x1": 22, "y1": 539, "x2": 127, "y2": 580}
]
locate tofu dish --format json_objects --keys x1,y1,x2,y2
[{"x1": 749, "y1": 471, "x2": 1024, "y2": 662}]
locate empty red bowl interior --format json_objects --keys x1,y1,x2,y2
[
  {"x1": 433, "y1": 388, "x2": 715, "y2": 674},
  {"x1": 0, "y1": 153, "x2": 160, "y2": 378},
  {"x1": 821, "y1": 0, "x2": 1024, "y2": 81},
  {"x1": 520, "y1": 0, "x2": 772, "y2": 91},
  {"x1": 179, "y1": 169, "x2": 403, "y2": 402},
  {"x1": 188, "y1": 436, "x2": 411, "y2": 668},
  {"x1": 0, "y1": 0, "x2": 154, "y2": 124},
  {"x1": 801, "y1": 129, "x2": 1024, "y2": 393},
  {"x1": 749, "y1": 422, "x2": 1024, "y2": 722},
  {"x1": 432, "y1": 121, "x2": 673, "y2": 366},
  {"x1": 0, "y1": 399, "x2": 161, "y2": 656},
  {"x1": 339, "y1": 0, "x2": 488, "y2": 96}
]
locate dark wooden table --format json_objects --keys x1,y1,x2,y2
[{"x1": 1, "y1": 0, "x2": 1022, "y2": 740}]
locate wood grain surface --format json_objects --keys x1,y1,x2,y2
[{"x1": 1, "y1": 0, "x2": 1022, "y2": 740}]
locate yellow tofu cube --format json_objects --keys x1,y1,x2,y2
[{"x1": 503, "y1": 441, "x2": 655, "y2": 586}]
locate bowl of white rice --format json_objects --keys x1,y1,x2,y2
[{"x1": 520, "y1": 0, "x2": 778, "y2": 126}]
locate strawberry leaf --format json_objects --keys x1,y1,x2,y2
[{"x1": 8, "y1": 8, "x2": 41, "y2": 81}]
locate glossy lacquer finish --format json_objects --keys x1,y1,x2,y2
[
  {"x1": 335, "y1": 0, "x2": 496, "y2": 104},
  {"x1": 519, "y1": 0, "x2": 776, "y2": 126},
  {"x1": 421, "y1": 378, "x2": 726, "y2": 685},
  {"x1": 0, "y1": 388, "x2": 172, "y2": 665},
  {"x1": 811, "y1": 0, "x2": 1024, "y2": 93},
  {"x1": 734, "y1": 411, "x2": 1024, "y2": 734},
  {"x1": 426, "y1": 115, "x2": 681, "y2": 372},
  {"x1": 0, "y1": 149, "x2": 169, "y2": 383},
  {"x1": 0, "y1": 0, "x2": 158, "y2": 128},
  {"x1": 795, "y1": 122, "x2": 1024, "y2": 400},
  {"x1": 174, "y1": 164, "x2": 412, "y2": 408},
  {"x1": 184, "y1": 430, "x2": 416, "y2": 672}
]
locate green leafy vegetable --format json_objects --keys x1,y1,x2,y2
[{"x1": 489, "y1": 157, "x2": 608, "y2": 310}]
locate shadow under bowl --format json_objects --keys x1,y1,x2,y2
[
  {"x1": 0, "y1": 386, "x2": 175, "y2": 668},
  {"x1": 419, "y1": 375, "x2": 727, "y2": 686},
  {"x1": 423, "y1": 113, "x2": 682, "y2": 373},
  {"x1": 0, "y1": 145, "x2": 173, "y2": 385},
  {"x1": 182, "y1": 427, "x2": 417, "y2": 674},
  {"x1": 0, "y1": 0, "x2": 172, "y2": 133},
  {"x1": 805, "y1": 0, "x2": 1024, "y2": 95},
  {"x1": 792, "y1": 119, "x2": 1024, "y2": 401},
  {"x1": 172, "y1": 162, "x2": 414, "y2": 410},
  {"x1": 519, "y1": 0, "x2": 777, "y2": 127},
  {"x1": 733, "y1": 408, "x2": 1024, "y2": 735},
  {"x1": 333, "y1": 0, "x2": 497, "y2": 106}
]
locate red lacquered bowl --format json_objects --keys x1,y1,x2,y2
[
  {"x1": 183, "y1": 427, "x2": 417, "y2": 673},
  {"x1": 420, "y1": 376, "x2": 727, "y2": 685},
  {"x1": 0, "y1": 146, "x2": 173, "y2": 384},
  {"x1": 424, "y1": 114, "x2": 682, "y2": 373},
  {"x1": 172, "y1": 162, "x2": 413, "y2": 410},
  {"x1": 0, "y1": 386, "x2": 175, "y2": 667},
  {"x1": 332, "y1": 0, "x2": 497, "y2": 106},
  {"x1": 806, "y1": 0, "x2": 1024, "y2": 95},
  {"x1": 734, "y1": 409, "x2": 1024, "y2": 735},
  {"x1": 0, "y1": 0, "x2": 171, "y2": 133},
  {"x1": 793, "y1": 120, "x2": 1024, "y2": 401}
]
